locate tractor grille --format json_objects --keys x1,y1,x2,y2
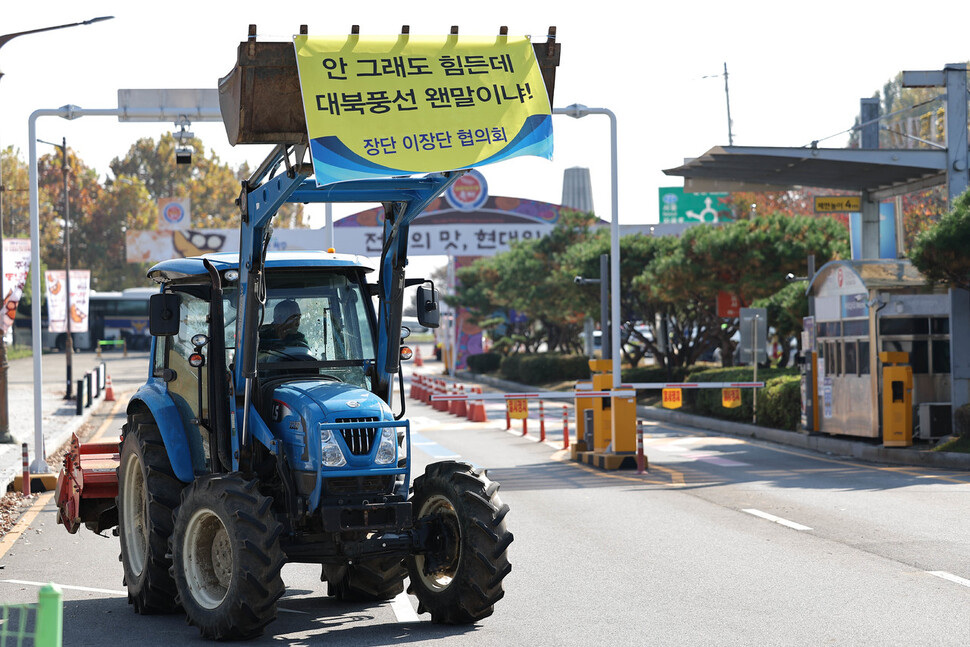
[
  {"x1": 323, "y1": 475, "x2": 395, "y2": 497},
  {"x1": 334, "y1": 417, "x2": 379, "y2": 455}
]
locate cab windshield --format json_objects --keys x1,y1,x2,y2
[{"x1": 256, "y1": 270, "x2": 375, "y2": 387}]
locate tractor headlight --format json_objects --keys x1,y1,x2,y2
[
  {"x1": 375, "y1": 428, "x2": 396, "y2": 465},
  {"x1": 319, "y1": 427, "x2": 347, "y2": 467}
]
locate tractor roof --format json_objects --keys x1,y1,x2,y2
[{"x1": 148, "y1": 250, "x2": 375, "y2": 284}]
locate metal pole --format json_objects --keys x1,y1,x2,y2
[
  {"x1": 723, "y1": 62, "x2": 734, "y2": 146},
  {"x1": 551, "y1": 105, "x2": 620, "y2": 384},
  {"x1": 61, "y1": 138, "x2": 73, "y2": 399},
  {"x1": 0, "y1": 143, "x2": 9, "y2": 443},
  {"x1": 599, "y1": 253, "x2": 610, "y2": 360},
  {"x1": 752, "y1": 314, "x2": 759, "y2": 425}
]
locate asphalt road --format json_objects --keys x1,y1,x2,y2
[{"x1": 0, "y1": 354, "x2": 968, "y2": 645}]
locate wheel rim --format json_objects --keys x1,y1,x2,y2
[
  {"x1": 182, "y1": 508, "x2": 232, "y2": 609},
  {"x1": 415, "y1": 494, "x2": 461, "y2": 592},
  {"x1": 121, "y1": 454, "x2": 148, "y2": 577}
]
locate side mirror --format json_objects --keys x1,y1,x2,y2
[
  {"x1": 149, "y1": 293, "x2": 180, "y2": 337},
  {"x1": 416, "y1": 286, "x2": 440, "y2": 328}
]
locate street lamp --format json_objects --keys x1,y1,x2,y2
[
  {"x1": 37, "y1": 138, "x2": 74, "y2": 399},
  {"x1": 552, "y1": 103, "x2": 620, "y2": 385},
  {"x1": 0, "y1": 16, "x2": 114, "y2": 444}
]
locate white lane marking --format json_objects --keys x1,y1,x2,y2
[
  {"x1": 390, "y1": 591, "x2": 421, "y2": 622},
  {"x1": 927, "y1": 571, "x2": 970, "y2": 588},
  {"x1": 689, "y1": 454, "x2": 750, "y2": 467},
  {"x1": 742, "y1": 508, "x2": 812, "y2": 531},
  {"x1": 0, "y1": 579, "x2": 126, "y2": 596}
]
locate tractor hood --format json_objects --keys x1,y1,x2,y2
[{"x1": 270, "y1": 380, "x2": 390, "y2": 424}]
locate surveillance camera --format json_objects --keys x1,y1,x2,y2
[
  {"x1": 785, "y1": 272, "x2": 796, "y2": 282},
  {"x1": 574, "y1": 276, "x2": 583, "y2": 285},
  {"x1": 175, "y1": 147, "x2": 192, "y2": 165}
]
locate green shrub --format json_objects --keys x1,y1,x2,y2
[
  {"x1": 757, "y1": 376, "x2": 802, "y2": 430},
  {"x1": 499, "y1": 353, "x2": 590, "y2": 385},
  {"x1": 621, "y1": 365, "x2": 689, "y2": 386},
  {"x1": 954, "y1": 403, "x2": 970, "y2": 438},
  {"x1": 679, "y1": 366, "x2": 800, "y2": 429},
  {"x1": 467, "y1": 352, "x2": 502, "y2": 374}
]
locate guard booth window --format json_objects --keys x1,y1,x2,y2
[{"x1": 845, "y1": 341, "x2": 857, "y2": 375}]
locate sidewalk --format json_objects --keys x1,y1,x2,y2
[
  {"x1": 455, "y1": 369, "x2": 970, "y2": 472},
  {"x1": 0, "y1": 350, "x2": 150, "y2": 493}
]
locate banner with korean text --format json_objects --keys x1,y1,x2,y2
[{"x1": 294, "y1": 34, "x2": 553, "y2": 185}]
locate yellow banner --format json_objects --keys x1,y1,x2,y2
[
  {"x1": 722, "y1": 388, "x2": 742, "y2": 409},
  {"x1": 662, "y1": 388, "x2": 682, "y2": 410},
  {"x1": 507, "y1": 399, "x2": 529, "y2": 420},
  {"x1": 294, "y1": 34, "x2": 553, "y2": 186}
]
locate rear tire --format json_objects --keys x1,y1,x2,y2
[
  {"x1": 118, "y1": 413, "x2": 184, "y2": 614},
  {"x1": 170, "y1": 475, "x2": 285, "y2": 640},
  {"x1": 324, "y1": 556, "x2": 406, "y2": 602},
  {"x1": 407, "y1": 461, "x2": 513, "y2": 624}
]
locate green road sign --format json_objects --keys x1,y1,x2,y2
[{"x1": 659, "y1": 187, "x2": 730, "y2": 223}]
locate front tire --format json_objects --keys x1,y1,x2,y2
[
  {"x1": 406, "y1": 461, "x2": 513, "y2": 624},
  {"x1": 118, "y1": 413, "x2": 184, "y2": 614},
  {"x1": 170, "y1": 475, "x2": 285, "y2": 640}
]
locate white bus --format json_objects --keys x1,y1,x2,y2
[{"x1": 41, "y1": 287, "x2": 155, "y2": 351}]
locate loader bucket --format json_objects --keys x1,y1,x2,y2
[
  {"x1": 217, "y1": 25, "x2": 560, "y2": 147},
  {"x1": 217, "y1": 27, "x2": 308, "y2": 146}
]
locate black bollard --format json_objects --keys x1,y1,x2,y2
[{"x1": 76, "y1": 379, "x2": 85, "y2": 415}]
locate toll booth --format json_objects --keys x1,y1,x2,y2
[{"x1": 804, "y1": 260, "x2": 951, "y2": 444}]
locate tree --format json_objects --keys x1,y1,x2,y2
[
  {"x1": 93, "y1": 175, "x2": 157, "y2": 290},
  {"x1": 564, "y1": 232, "x2": 678, "y2": 368},
  {"x1": 646, "y1": 214, "x2": 849, "y2": 367},
  {"x1": 110, "y1": 134, "x2": 306, "y2": 230},
  {"x1": 909, "y1": 188, "x2": 970, "y2": 291},
  {"x1": 451, "y1": 210, "x2": 597, "y2": 353}
]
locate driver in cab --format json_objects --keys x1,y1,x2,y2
[{"x1": 260, "y1": 299, "x2": 310, "y2": 357}]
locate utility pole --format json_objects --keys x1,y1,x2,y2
[
  {"x1": 723, "y1": 62, "x2": 734, "y2": 146},
  {"x1": 38, "y1": 138, "x2": 74, "y2": 398},
  {"x1": 60, "y1": 138, "x2": 73, "y2": 399}
]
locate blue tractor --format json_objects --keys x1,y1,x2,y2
[{"x1": 54, "y1": 26, "x2": 560, "y2": 639}]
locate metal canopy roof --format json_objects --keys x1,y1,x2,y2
[
  {"x1": 806, "y1": 259, "x2": 930, "y2": 296},
  {"x1": 664, "y1": 145, "x2": 948, "y2": 200}
]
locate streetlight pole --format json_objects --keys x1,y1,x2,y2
[
  {"x1": 0, "y1": 16, "x2": 113, "y2": 444},
  {"x1": 553, "y1": 104, "x2": 620, "y2": 385},
  {"x1": 38, "y1": 138, "x2": 73, "y2": 398}
]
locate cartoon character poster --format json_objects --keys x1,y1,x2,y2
[
  {"x1": 45, "y1": 269, "x2": 90, "y2": 333},
  {"x1": 1, "y1": 239, "x2": 30, "y2": 333}
]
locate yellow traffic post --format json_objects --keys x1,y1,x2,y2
[{"x1": 880, "y1": 351, "x2": 913, "y2": 447}]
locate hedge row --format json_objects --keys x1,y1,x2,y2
[
  {"x1": 465, "y1": 352, "x2": 591, "y2": 385},
  {"x1": 500, "y1": 353, "x2": 591, "y2": 384},
  {"x1": 680, "y1": 366, "x2": 801, "y2": 430}
]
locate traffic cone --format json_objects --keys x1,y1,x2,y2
[
  {"x1": 434, "y1": 381, "x2": 450, "y2": 412},
  {"x1": 414, "y1": 346, "x2": 423, "y2": 367},
  {"x1": 455, "y1": 386, "x2": 467, "y2": 418},
  {"x1": 104, "y1": 375, "x2": 115, "y2": 402},
  {"x1": 469, "y1": 387, "x2": 488, "y2": 423}
]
